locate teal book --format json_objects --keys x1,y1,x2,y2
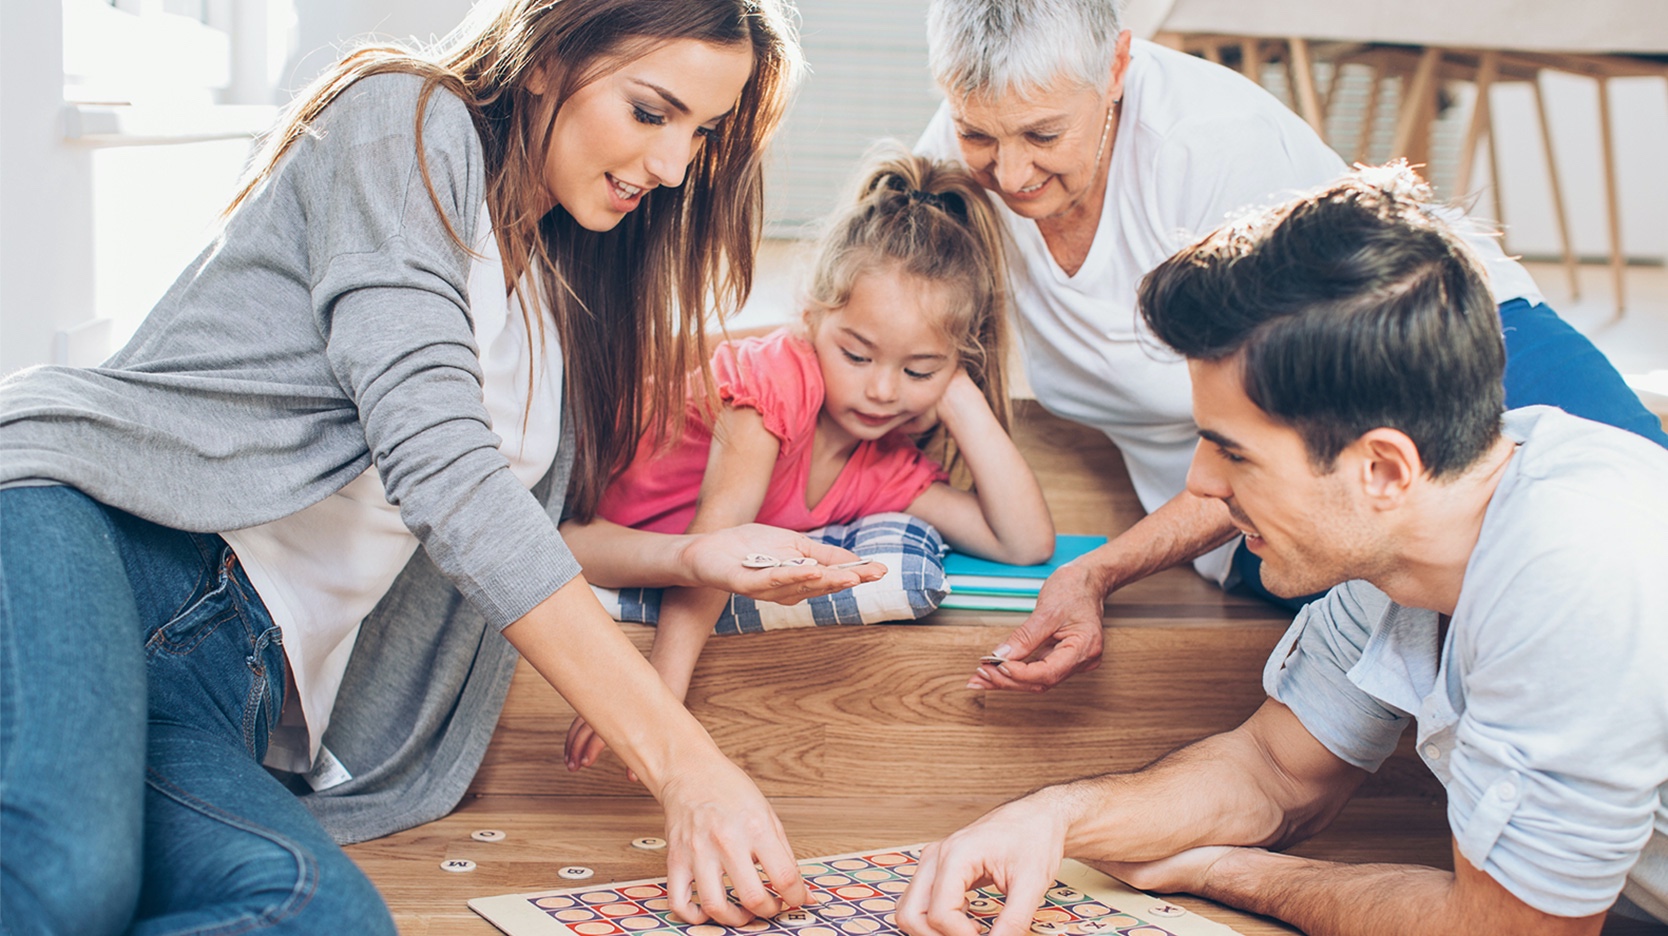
[
  {"x1": 943, "y1": 534, "x2": 1107, "y2": 598},
  {"x1": 937, "y1": 592, "x2": 1042, "y2": 612}
]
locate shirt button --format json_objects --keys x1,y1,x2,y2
[
  {"x1": 1495, "y1": 781, "x2": 1519, "y2": 800},
  {"x1": 1422, "y1": 743, "x2": 1442, "y2": 760}
]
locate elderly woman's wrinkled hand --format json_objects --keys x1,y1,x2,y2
[{"x1": 969, "y1": 561, "x2": 1106, "y2": 692}]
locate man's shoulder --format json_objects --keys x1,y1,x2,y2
[
  {"x1": 1497, "y1": 407, "x2": 1668, "y2": 541},
  {"x1": 1459, "y1": 407, "x2": 1668, "y2": 637}
]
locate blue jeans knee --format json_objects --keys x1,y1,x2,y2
[
  {"x1": 0, "y1": 485, "x2": 147, "y2": 935},
  {"x1": 133, "y1": 751, "x2": 394, "y2": 936},
  {"x1": 0, "y1": 487, "x2": 392, "y2": 935}
]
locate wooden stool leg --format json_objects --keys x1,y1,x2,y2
[
  {"x1": 1532, "y1": 77, "x2": 1581, "y2": 301},
  {"x1": 1322, "y1": 52, "x2": 1345, "y2": 126},
  {"x1": 1596, "y1": 76, "x2": 1625, "y2": 317},
  {"x1": 1391, "y1": 47, "x2": 1442, "y2": 167},
  {"x1": 1287, "y1": 37, "x2": 1326, "y2": 136},
  {"x1": 1456, "y1": 50, "x2": 1498, "y2": 197},
  {"x1": 1487, "y1": 103, "x2": 1510, "y2": 256},
  {"x1": 1356, "y1": 60, "x2": 1386, "y2": 164},
  {"x1": 1240, "y1": 38, "x2": 1263, "y2": 83}
]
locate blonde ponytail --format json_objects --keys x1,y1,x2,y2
[{"x1": 804, "y1": 143, "x2": 1014, "y2": 479}]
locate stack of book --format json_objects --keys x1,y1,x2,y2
[{"x1": 938, "y1": 534, "x2": 1108, "y2": 612}]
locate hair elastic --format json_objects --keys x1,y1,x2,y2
[{"x1": 907, "y1": 188, "x2": 966, "y2": 218}]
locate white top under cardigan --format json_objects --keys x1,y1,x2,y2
[
  {"x1": 917, "y1": 39, "x2": 1543, "y2": 583},
  {"x1": 227, "y1": 205, "x2": 563, "y2": 773}
]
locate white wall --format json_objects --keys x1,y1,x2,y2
[
  {"x1": 0, "y1": 0, "x2": 475, "y2": 377},
  {"x1": 89, "y1": 140, "x2": 255, "y2": 344},
  {"x1": 1, "y1": 1, "x2": 97, "y2": 376},
  {"x1": 280, "y1": 0, "x2": 469, "y2": 96},
  {"x1": 1487, "y1": 72, "x2": 1668, "y2": 263}
]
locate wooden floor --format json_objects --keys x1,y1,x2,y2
[{"x1": 348, "y1": 401, "x2": 1666, "y2": 935}]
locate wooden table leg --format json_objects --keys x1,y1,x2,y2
[
  {"x1": 1356, "y1": 59, "x2": 1386, "y2": 164},
  {"x1": 1287, "y1": 37, "x2": 1327, "y2": 136},
  {"x1": 1533, "y1": 76, "x2": 1582, "y2": 301},
  {"x1": 1596, "y1": 76, "x2": 1625, "y2": 317},
  {"x1": 1456, "y1": 50, "x2": 1498, "y2": 198},
  {"x1": 1240, "y1": 37, "x2": 1263, "y2": 83},
  {"x1": 1487, "y1": 99, "x2": 1510, "y2": 255},
  {"x1": 1391, "y1": 46, "x2": 1442, "y2": 168}
]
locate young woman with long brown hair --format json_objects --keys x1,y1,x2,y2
[{"x1": 0, "y1": 2, "x2": 875, "y2": 932}]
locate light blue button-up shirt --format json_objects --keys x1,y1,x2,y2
[{"x1": 1264, "y1": 407, "x2": 1668, "y2": 920}]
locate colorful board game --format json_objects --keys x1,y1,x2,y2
[{"x1": 469, "y1": 845, "x2": 1242, "y2": 936}]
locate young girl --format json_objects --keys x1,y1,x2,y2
[
  {"x1": 0, "y1": 2, "x2": 878, "y2": 932},
  {"x1": 563, "y1": 151, "x2": 1056, "y2": 771}
]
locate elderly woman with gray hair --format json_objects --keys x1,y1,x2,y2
[{"x1": 917, "y1": 0, "x2": 1668, "y2": 692}]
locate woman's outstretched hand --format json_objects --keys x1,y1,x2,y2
[
  {"x1": 658, "y1": 754, "x2": 811, "y2": 926},
  {"x1": 682, "y1": 524, "x2": 885, "y2": 604},
  {"x1": 505, "y1": 580, "x2": 809, "y2": 925}
]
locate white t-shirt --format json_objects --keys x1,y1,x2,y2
[
  {"x1": 918, "y1": 39, "x2": 1543, "y2": 583},
  {"x1": 1264, "y1": 406, "x2": 1668, "y2": 920},
  {"x1": 226, "y1": 204, "x2": 563, "y2": 773}
]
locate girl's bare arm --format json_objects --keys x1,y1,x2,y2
[
  {"x1": 566, "y1": 405, "x2": 796, "y2": 771},
  {"x1": 905, "y1": 371, "x2": 1055, "y2": 565},
  {"x1": 646, "y1": 405, "x2": 783, "y2": 697}
]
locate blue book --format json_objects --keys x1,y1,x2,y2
[{"x1": 943, "y1": 534, "x2": 1107, "y2": 597}]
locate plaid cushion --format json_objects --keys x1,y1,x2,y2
[{"x1": 592, "y1": 513, "x2": 947, "y2": 634}]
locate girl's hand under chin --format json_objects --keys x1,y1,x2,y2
[{"x1": 903, "y1": 367, "x2": 979, "y2": 436}]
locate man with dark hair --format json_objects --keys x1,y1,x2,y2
[{"x1": 896, "y1": 167, "x2": 1668, "y2": 936}]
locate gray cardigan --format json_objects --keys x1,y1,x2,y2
[{"x1": 0, "y1": 73, "x2": 582, "y2": 842}]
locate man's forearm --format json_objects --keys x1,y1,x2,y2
[
  {"x1": 1051, "y1": 702, "x2": 1364, "y2": 864},
  {"x1": 1055, "y1": 731, "x2": 1299, "y2": 863},
  {"x1": 1204, "y1": 849, "x2": 1450, "y2": 934},
  {"x1": 1197, "y1": 847, "x2": 1603, "y2": 936}
]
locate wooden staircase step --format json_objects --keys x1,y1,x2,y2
[
  {"x1": 347, "y1": 792, "x2": 1454, "y2": 936},
  {"x1": 474, "y1": 601, "x2": 1444, "y2": 800},
  {"x1": 471, "y1": 617, "x2": 1401, "y2": 801},
  {"x1": 348, "y1": 790, "x2": 1667, "y2": 935},
  {"x1": 349, "y1": 401, "x2": 1668, "y2": 934}
]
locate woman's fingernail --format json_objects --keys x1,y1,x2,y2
[{"x1": 994, "y1": 644, "x2": 1012, "y2": 657}]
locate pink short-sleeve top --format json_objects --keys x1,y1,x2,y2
[{"x1": 596, "y1": 328, "x2": 948, "y2": 534}]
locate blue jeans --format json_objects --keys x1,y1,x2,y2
[
  {"x1": 0, "y1": 485, "x2": 394, "y2": 935},
  {"x1": 1235, "y1": 299, "x2": 1668, "y2": 612}
]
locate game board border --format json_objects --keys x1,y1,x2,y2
[{"x1": 468, "y1": 845, "x2": 1242, "y2": 936}]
